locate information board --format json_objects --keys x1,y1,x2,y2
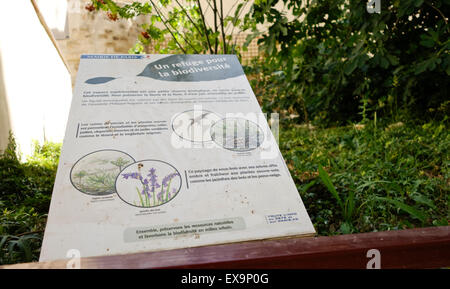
[{"x1": 40, "y1": 54, "x2": 315, "y2": 261}]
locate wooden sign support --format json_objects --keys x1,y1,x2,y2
[{"x1": 3, "y1": 226, "x2": 449, "y2": 269}]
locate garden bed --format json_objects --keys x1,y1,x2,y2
[{"x1": 0, "y1": 120, "x2": 448, "y2": 265}]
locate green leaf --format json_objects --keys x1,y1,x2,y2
[
  {"x1": 410, "y1": 193, "x2": 436, "y2": 210},
  {"x1": 386, "y1": 54, "x2": 399, "y2": 66},
  {"x1": 318, "y1": 166, "x2": 343, "y2": 209},
  {"x1": 106, "y1": 0, "x2": 118, "y2": 14},
  {"x1": 417, "y1": 57, "x2": 441, "y2": 74},
  {"x1": 339, "y1": 222, "x2": 352, "y2": 234},
  {"x1": 292, "y1": 155, "x2": 302, "y2": 169},
  {"x1": 375, "y1": 197, "x2": 428, "y2": 222},
  {"x1": 420, "y1": 34, "x2": 435, "y2": 48},
  {"x1": 420, "y1": 39, "x2": 435, "y2": 48},
  {"x1": 380, "y1": 56, "x2": 389, "y2": 69},
  {"x1": 344, "y1": 60, "x2": 358, "y2": 75},
  {"x1": 16, "y1": 238, "x2": 32, "y2": 262},
  {"x1": 300, "y1": 179, "x2": 317, "y2": 193},
  {"x1": 414, "y1": 0, "x2": 424, "y2": 7},
  {"x1": 344, "y1": 190, "x2": 356, "y2": 221},
  {"x1": 136, "y1": 187, "x2": 144, "y2": 207},
  {"x1": 432, "y1": 218, "x2": 449, "y2": 226},
  {"x1": 0, "y1": 235, "x2": 10, "y2": 250}
]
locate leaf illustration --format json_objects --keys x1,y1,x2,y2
[{"x1": 85, "y1": 77, "x2": 117, "y2": 84}]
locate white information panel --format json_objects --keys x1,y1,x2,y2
[{"x1": 40, "y1": 54, "x2": 315, "y2": 261}]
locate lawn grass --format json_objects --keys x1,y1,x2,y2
[{"x1": 280, "y1": 121, "x2": 449, "y2": 235}]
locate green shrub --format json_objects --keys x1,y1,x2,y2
[
  {"x1": 247, "y1": 0, "x2": 450, "y2": 125},
  {"x1": 0, "y1": 135, "x2": 60, "y2": 265}
]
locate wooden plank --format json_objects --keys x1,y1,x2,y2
[{"x1": 2, "y1": 226, "x2": 449, "y2": 269}]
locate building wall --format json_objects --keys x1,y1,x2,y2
[
  {"x1": 0, "y1": 51, "x2": 12, "y2": 152},
  {"x1": 0, "y1": 1, "x2": 72, "y2": 157},
  {"x1": 58, "y1": 0, "x2": 270, "y2": 85}
]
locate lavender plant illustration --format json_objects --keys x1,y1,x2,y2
[{"x1": 121, "y1": 164, "x2": 180, "y2": 207}]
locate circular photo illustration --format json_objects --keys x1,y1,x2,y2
[
  {"x1": 172, "y1": 109, "x2": 221, "y2": 143},
  {"x1": 116, "y1": 160, "x2": 182, "y2": 208},
  {"x1": 210, "y1": 118, "x2": 265, "y2": 152},
  {"x1": 70, "y1": 150, "x2": 135, "y2": 196}
]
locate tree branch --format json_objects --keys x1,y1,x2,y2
[
  {"x1": 204, "y1": 0, "x2": 215, "y2": 15},
  {"x1": 226, "y1": 0, "x2": 249, "y2": 36},
  {"x1": 155, "y1": 1, "x2": 201, "y2": 53},
  {"x1": 150, "y1": 0, "x2": 205, "y2": 54},
  {"x1": 220, "y1": 0, "x2": 227, "y2": 53},
  {"x1": 213, "y1": 0, "x2": 219, "y2": 53},
  {"x1": 148, "y1": 0, "x2": 187, "y2": 53},
  {"x1": 196, "y1": 0, "x2": 215, "y2": 54},
  {"x1": 174, "y1": 0, "x2": 213, "y2": 53},
  {"x1": 425, "y1": 1, "x2": 449, "y2": 31}
]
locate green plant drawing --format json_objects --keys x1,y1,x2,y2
[{"x1": 71, "y1": 152, "x2": 132, "y2": 195}]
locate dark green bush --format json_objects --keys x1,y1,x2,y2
[
  {"x1": 247, "y1": 0, "x2": 449, "y2": 125},
  {"x1": 0, "y1": 135, "x2": 60, "y2": 265},
  {"x1": 0, "y1": 135, "x2": 59, "y2": 212}
]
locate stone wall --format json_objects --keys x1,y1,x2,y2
[
  {"x1": 57, "y1": 0, "x2": 147, "y2": 84},
  {"x1": 57, "y1": 0, "x2": 263, "y2": 85}
]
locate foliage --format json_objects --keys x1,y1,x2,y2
[
  {"x1": 0, "y1": 136, "x2": 60, "y2": 265},
  {"x1": 246, "y1": 0, "x2": 450, "y2": 125},
  {"x1": 317, "y1": 165, "x2": 355, "y2": 233},
  {"x1": 1, "y1": 1, "x2": 449, "y2": 265},
  {"x1": 280, "y1": 119, "x2": 449, "y2": 235},
  {"x1": 0, "y1": 206, "x2": 45, "y2": 264},
  {"x1": 1, "y1": 120, "x2": 448, "y2": 264},
  {"x1": 0, "y1": 135, "x2": 60, "y2": 211},
  {"x1": 87, "y1": 0, "x2": 252, "y2": 56}
]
